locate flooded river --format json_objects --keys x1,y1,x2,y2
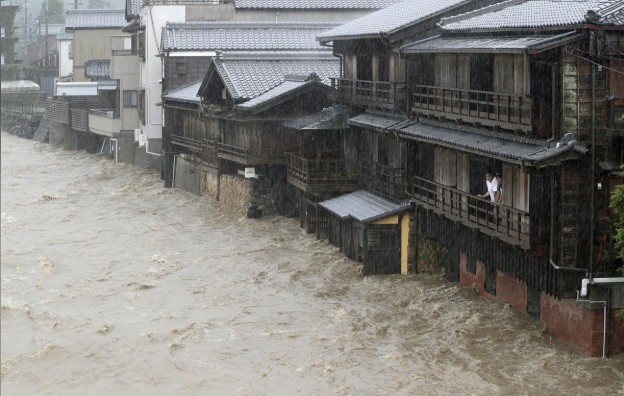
[{"x1": 1, "y1": 131, "x2": 623, "y2": 395}]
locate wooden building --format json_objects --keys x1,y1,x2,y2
[{"x1": 317, "y1": 0, "x2": 624, "y2": 356}]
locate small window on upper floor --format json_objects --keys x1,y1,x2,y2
[
  {"x1": 123, "y1": 90, "x2": 138, "y2": 108},
  {"x1": 1, "y1": 27, "x2": 5, "y2": 38}
]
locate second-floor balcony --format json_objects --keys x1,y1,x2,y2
[
  {"x1": 332, "y1": 78, "x2": 407, "y2": 113},
  {"x1": 412, "y1": 85, "x2": 533, "y2": 134},
  {"x1": 169, "y1": 135, "x2": 219, "y2": 167},
  {"x1": 287, "y1": 153, "x2": 359, "y2": 193},
  {"x1": 88, "y1": 109, "x2": 120, "y2": 137},
  {"x1": 411, "y1": 175, "x2": 530, "y2": 248}
]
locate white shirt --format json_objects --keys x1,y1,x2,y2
[{"x1": 486, "y1": 178, "x2": 498, "y2": 202}]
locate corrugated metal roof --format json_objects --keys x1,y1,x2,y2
[
  {"x1": 398, "y1": 119, "x2": 587, "y2": 166},
  {"x1": 319, "y1": 189, "x2": 411, "y2": 223},
  {"x1": 1, "y1": 80, "x2": 41, "y2": 93},
  {"x1": 233, "y1": 0, "x2": 401, "y2": 9},
  {"x1": 318, "y1": 0, "x2": 472, "y2": 43},
  {"x1": 162, "y1": 22, "x2": 337, "y2": 51},
  {"x1": 210, "y1": 52, "x2": 340, "y2": 101},
  {"x1": 162, "y1": 80, "x2": 203, "y2": 103},
  {"x1": 348, "y1": 112, "x2": 408, "y2": 130},
  {"x1": 439, "y1": 0, "x2": 612, "y2": 32},
  {"x1": 400, "y1": 32, "x2": 581, "y2": 54},
  {"x1": 65, "y1": 9, "x2": 127, "y2": 29},
  {"x1": 283, "y1": 105, "x2": 350, "y2": 130}
]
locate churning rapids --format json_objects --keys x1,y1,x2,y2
[{"x1": 1, "y1": 130, "x2": 623, "y2": 395}]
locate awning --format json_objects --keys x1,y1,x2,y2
[
  {"x1": 398, "y1": 120, "x2": 587, "y2": 167},
  {"x1": 1, "y1": 80, "x2": 40, "y2": 93},
  {"x1": 319, "y1": 190, "x2": 411, "y2": 224},
  {"x1": 97, "y1": 79, "x2": 118, "y2": 91},
  {"x1": 400, "y1": 32, "x2": 581, "y2": 55},
  {"x1": 348, "y1": 112, "x2": 409, "y2": 131}
]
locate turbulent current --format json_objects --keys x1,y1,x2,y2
[{"x1": 1, "y1": 131, "x2": 623, "y2": 395}]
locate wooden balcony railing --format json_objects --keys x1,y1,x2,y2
[
  {"x1": 287, "y1": 153, "x2": 359, "y2": 193},
  {"x1": 412, "y1": 85, "x2": 533, "y2": 134},
  {"x1": 202, "y1": 139, "x2": 218, "y2": 167},
  {"x1": 71, "y1": 108, "x2": 88, "y2": 132},
  {"x1": 411, "y1": 175, "x2": 530, "y2": 247},
  {"x1": 332, "y1": 78, "x2": 407, "y2": 112},
  {"x1": 170, "y1": 134, "x2": 202, "y2": 154},
  {"x1": 45, "y1": 99, "x2": 70, "y2": 124},
  {"x1": 358, "y1": 159, "x2": 405, "y2": 198},
  {"x1": 217, "y1": 142, "x2": 290, "y2": 165}
]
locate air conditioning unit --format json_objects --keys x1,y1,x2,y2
[{"x1": 134, "y1": 128, "x2": 141, "y2": 142}]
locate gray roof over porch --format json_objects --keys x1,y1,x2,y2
[{"x1": 319, "y1": 189, "x2": 411, "y2": 223}]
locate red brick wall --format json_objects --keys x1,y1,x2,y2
[
  {"x1": 495, "y1": 272, "x2": 527, "y2": 313},
  {"x1": 541, "y1": 294, "x2": 608, "y2": 356},
  {"x1": 608, "y1": 312, "x2": 624, "y2": 356}
]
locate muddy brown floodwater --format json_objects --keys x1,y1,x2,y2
[{"x1": 1, "y1": 131, "x2": 623, "y2": 395}]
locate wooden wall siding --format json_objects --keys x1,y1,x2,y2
[
  {"x1": 562, "y1": 55, "x2": 608, "y2": 142},
  {"x1": 435, "y1": 54, "x2": 457, "y2": 88},
  {"x1": 558, "y1": 164, "x2": 592, "y2": 268},
  {"x1": 493, "y1": 55, "x2": 526, "y2": 95},
  {"x1": 163, "y1": 57, "x2": 212, "y2": 92},
  {"x1": 434, "y1": 147, "x2": 456, "y2": 187},
  {"x1": 204, "y1": 117, "x2": 221, "y2": 141},
  {"x1": 219, "y1": 121, "x2": 298, "y2": 164},
  {"x1": 416, "y1": 207, "x2": 581, "y2": 298},
  {"x1": 456, "y1": 153, "x2": 470, "y2": 193},
  {"x1": 610, "y1": 60, "x2": 624, "y2": 96}
]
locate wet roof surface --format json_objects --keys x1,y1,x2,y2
[{"x1": 319, "y1": 190, "x2": 411, "y2": 223}]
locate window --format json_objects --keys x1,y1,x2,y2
[
  {"x1": 1, "y1": 27, "x2": 5, "y2": 38},
  {"x1": 123, "y1": 90, "x2": 138, "y2": 108},
  {"x1": 138, "y1": 90, "x2": 146, "y2": 125}
]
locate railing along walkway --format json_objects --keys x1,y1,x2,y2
[
  {"x1": 411, "y1": 175, "x2": 530, "y2": 247},
  {"x1": 287, "y1": 153, "x2": 359, "y2": 192},
  {"x1": 412, "y1": 85, "x2": 532, "y2": 133},
  {"x1": 332, "y1": 78, "x2": 407, "y2": 111}
]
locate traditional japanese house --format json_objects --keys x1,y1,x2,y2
[
  {"x1": 313, "y1": 0, "x2": 502, "y2": 275},
  {"x1": 160, "y1": 21, "x2": 340, "y2": 195},
  {"x1": 125, "y1": 0, "x2": 402, "y2": 170},
  {"x1": 392, "y1": 0, "x2": 624, "y2": 356},
  {"x1": 181, "y1": 51, "x2": 340, "y2": 216}
]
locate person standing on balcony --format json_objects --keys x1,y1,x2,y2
[
  {"x1": 477, "y1": 172, "x2": 498, "y2": 203},
  {"x1": 495, "y1": 172, "x2": 503, "y2": 204}
]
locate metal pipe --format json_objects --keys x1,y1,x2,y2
[
  {"x1": 575, "y1": 296, "x2": 608, "y2": 358},
  {"x1": 590, "y1": 47, "x2": 596, "y2": 281}
]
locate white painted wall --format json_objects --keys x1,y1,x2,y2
[
  {"x1": 140, "y1": 5, "x2": 185, "y2": 150},
  {"x1": 57, "y1": 39, "x2": 73, "y2": 79}
]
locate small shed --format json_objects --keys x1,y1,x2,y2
[{"x1": 319, "y1": 190, "x2": 412, "y2": 275}]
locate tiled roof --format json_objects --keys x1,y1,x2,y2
[
  {"x1": 162, "y1": 22, "x2": 337, "y2": 51},
  {"x1": 209, "y1": 52, "x2": 340, "y2": 101},
  {"x1": 85, "y1": 59, "x2": 111, "y2": 78},
  {"x1": 439, "y1": 0, "x2": 616, "y2": 32},
  {"x1": 400, "y1": 32, "x2": 581, "y2": 54},
  {"x1": 319, "y1": 189, "x2": 411, "y2": 223},
  {"x1": 233, "y1": 0, "x2": 400, "y2": 9},
  {"x1": 162, "y1": 81, "x2": 203, "y2": 103},
  {"x1": 283, "y1": 105, "x2": 350, "y2": 130},
  {"x1": 318, "y1": 0, "x2": 473, "y2": 43},
  {"x1": 398, "y1": 119, "x2": 588, "y2": 166},
  {"x1": 348, "y1": 112, "x2": 408, "y2": 130},
  {"x1": 236, "y1": 78, "x2": 307, "y2": 110},
  {"x1": 126, "y1": 0, "x2": 143, "y2": 19},
  {"x1": 595, "y1": 0, "x2": 624, "y2": 25},
  {"x1": 65, "y1": 9, "x2": 126, "y2": 29}
]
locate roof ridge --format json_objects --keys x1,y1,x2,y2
[{"x1": 438, "y1": 0, "x2": 525, "y2": 28}]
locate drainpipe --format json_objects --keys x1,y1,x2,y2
[
  {"x1": 590, "y1": 51, "x2": 596, "y2": 281},
  {"x1": 578, "y1": 277, "x2": 624, "y2": 358}
]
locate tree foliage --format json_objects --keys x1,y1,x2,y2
[
  {"x1": 38, "y1": 0, "x2": 66, "y2": 24},
  {"x1": 609, "y1": 165, "x2": 624, "y2": 274}
]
